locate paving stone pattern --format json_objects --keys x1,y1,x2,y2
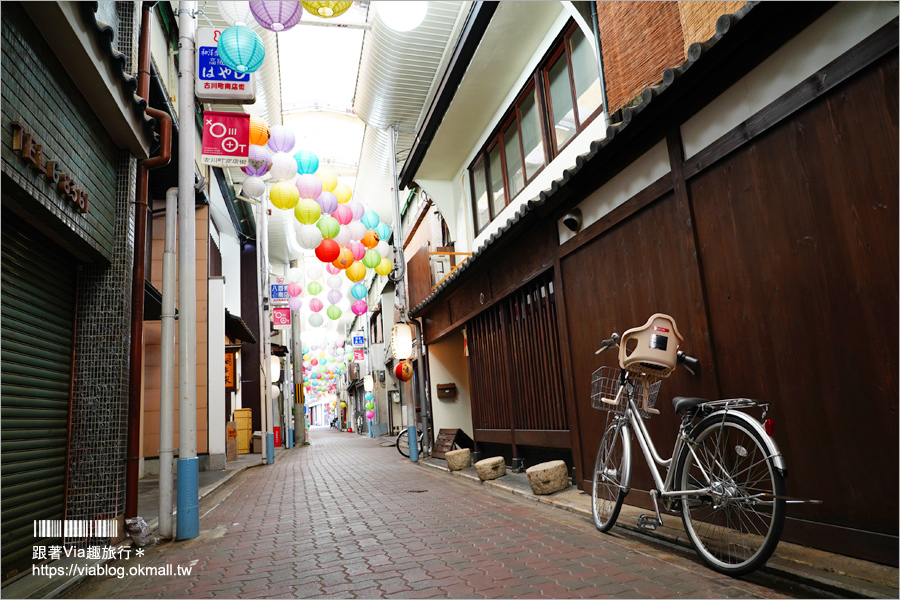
[{"x1": 70, "y1": 428, "x2": 791, "y2": 599}]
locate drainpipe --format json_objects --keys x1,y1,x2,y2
[
  {"x1": 158, "y1": 187, "x2": 178, "y2": 539},
  {"x1": 176, "y1": 0, "x2": 199, "y2": 541},
  {"x1": 127, "y1": 0, "x2": 171, "y2": 520}
]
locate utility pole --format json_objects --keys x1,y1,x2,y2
[{"x1": 290, "y1": 259, "x2": 307, "y2": 446}]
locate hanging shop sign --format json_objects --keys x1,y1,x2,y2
[
  {"x1": 269, "y1": 276, "x2": 289, "y2": 304},
  {"x1": 353, "y1": 348, "x2": 365, "y2": 362},
  {"x1": 195, "y1": 28, "x2": 257, "y2": 103},
  {"x1": 10, "y1": 122, "x2": 88, "y2": 213},
  {"x1": 202, "y1": 111, "x2": 250, "y2": 167},
  {"x1": 272, "y1": 307, "x2": 291, "y2": 330},
  {"x1": 351, "y1": 331, "x2": 366, "y2": 348}
]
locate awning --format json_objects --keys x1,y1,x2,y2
[{"x1": 225, "y1": 309, "x2": 256, "y2": 344}]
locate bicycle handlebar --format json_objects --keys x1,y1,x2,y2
[
  {"x1": 595, "y1": 333, "x2": 620, "y2": 354},
  {"x1": 677, "y1": 351, "x2": 701, "y2": 377}
]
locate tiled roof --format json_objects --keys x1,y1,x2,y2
[{"x1": 409, "y1": 1, "x2": 759, "y2": 316}]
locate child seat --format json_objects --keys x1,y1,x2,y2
[{"x1": 618, "y1": 314, "x2": 684, "y2": 414}]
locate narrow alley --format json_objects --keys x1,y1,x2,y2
[{"x1": 66, "y1": 428, "x2": 801, "y2": 600}]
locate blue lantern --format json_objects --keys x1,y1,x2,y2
[
  {"x1": 351, "y1": 283, "x2": 367, "y2": 300},
  {"x1": 294, "y1": 149, "x2": 319, "y2": 175},
  {"x1": 365, "y1": 392, "x2": 374, "y2": 401},
  {"x1": 376, "y1": 222, "x2": 392, "y2": 242},
  {"x1": 361, "y1": 210, "x2": 380, "y2": 230},
  {"x1": 218, "y1": 26, "x2": 266, "y2": 73}
]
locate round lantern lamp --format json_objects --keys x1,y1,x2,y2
[
  {"x1": 241, "y1": 175, "x2": 266, "y2": 198},
  {"x1": 217, "y1": 25, "x2": 266, "y2": 74},
  {"x1": 250, "y1": 1, "x2": 304, "y2": 31},
  {"x1": 301, "y1": 1, "x2": 353, "y2": 18},
  {"x1": 295, "y1": 149, "x2": 319, "y2": 175},
  {"x1": 220, "y1": 1, "x2": 255, "y2": 26},
  {"x1": 270, "y1": 180, "x2": 299, "y2": 210}
]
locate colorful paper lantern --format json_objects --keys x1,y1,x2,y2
[
  {"x1": 347, "y1": 220, "x2": 367, "y2": 241},
  {"x1": 315, "y1": 239, "x2": 340, "y2": 263},
  {"x1": 362, "y1": 249, "x2": 381, "y2": 269},
  {"x1": 327, "y1": 275, "x2": 343, "y2": 290},
  {"x1": 218, "y1": 25, "x2": 266, "y2": 73},
  {"x1": 294, "y1": 198, "x2": 322, "y2": 225},
  {"x1": 376, "y1": 240, "x2": 391, "y2": 258},
  {"x1": 288, "y1": 296, "x2": 303, "y2": 311},
  {"x1": 270, "y1": 151, "x2": 298, "y2": 181},
  {"x1": 249, "y1": 116, "x2": 270, "y2": 146},
  {"x1": 297, "y1": 224, "x2": 323, "y2": 249},
  {"x1": 376, "y1": 222, "x2": 392, "y2": 242},
  {"x1": 288, "y1": 267, "x2": 303, "y2": 282},
  {"x1": 288, "y1": 282, "x2": 303, "y2": 297},
  {"x1": 250, "y1": 1, "x2": 304, "y2": 31},
  {"x1": 327, "y1": 305, "x2": 342, "y2": 320},
  {"x1": 270, "y1": 180, "x2": 299, "y2": 210},
  {"x1": 220, "y1": 1, "x2": 254, "y2": 25},
  {"x1": 309, "y1": 313, "x2": 324, "y2": 327},
  {"x1": 366, "y1": 410, "x2": 375, "y2": 420},
  {"x1": 333, "y1": 204, "x2": 353, "y2": 226},
  {"x1": 375, "y1": 257, "x2": 393, "y2": 276},
  {"x1": 348, "y1": 241, "x2": 366, "y2": 262},
  {"x1": 301, "y1": 1, "x2": 353, "y2": 18},
  {"x1": 351, "y1": 283, "x2": 367, "y2": 300},
  {"x1": 334, "y1": 225, "x2": 352, "y2": 248},
  {"x1": 395, "y1": 360, "x2": 413, "y2": 382},
  {"x1": 309, "y1": 298, "x2": 324, "y2": 313},
  {"x1": 268, "y1": 125, "x2": 295, "y2": 153},
  {"x1": 346, "y1": 261, "x2": 366, "y2": 282},
  {"x1": 243, "y1": 144, "x2": 272, "y2": 176},
  {"x1": 327, "y1": 289, "x2": 342, "y2": 305},
  {"x1": 361, "y1": 230, "x2": 380, "y2": 249},
  {"x1": 242, "y1": 175, "x2": 266, "y2": 198},
  {"x1": 316, "y1": 191, "x2": 338, "y2": 215},
  {"x1": 307, "y1": 266, "x2": 322, "y2": 281},
  {"x1": 364, "y1": 392, "x2": 374, "y2": 401},
  {"x1": 361, "y1": 210, "x2": 380, "y2": 230},
  {"x1": 317, "y1": 216, "x2": 340, "y2": 239},
  {"x1": 352, "y1": 299, "x2": 368, "y2": 316},
  {"x1": 296, "y1": 174, "x2": 322, "y2": 200},
  {"x1": 331, "y1": 247, "x2": 354, "y2": 270},
  {"x1": 307, "y1": 281, "x2": 323, "y2": 296},
  {"x1": 316, "y1": 167, "x2": 338, "y2": 192},
  {"x1": 365, "y1": 400, "x2": 374, "y2": 410},
  {"x1": 295, "y1": 150, "x2": 319, "y2": 175},
  {"x1": 333, "y1": 182, "x2": 352, "y2": 204},
  {"x1": 325, "y1": 264, "x2": 340, "y2": 276}
]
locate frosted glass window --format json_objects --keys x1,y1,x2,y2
[
  {"x1": 503, "y1": 123, "x2": 524, "y2": 200},
  {"x1": 548, "y1": 55, "x2": 576, "y2": 150}
]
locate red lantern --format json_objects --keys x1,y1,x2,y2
[
  {"x1": 315, "y1": 239, "x2": 340, "y2": 263},
  {"x1": 395, "y1": 360, "x2": 413, "y2": 382}
]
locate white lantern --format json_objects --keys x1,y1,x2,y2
[
  {"x1": 306, "y1": 265, "x2": 323, "y2": 281},
  {"x1": 242, "y1": 175, "x2": 266, "y2": 198},
  {"x1": 334, "y1": 225, "x2": 351, "y2": 247},
  {"x1": 270, "y1": 151, "x2": 298, "y2": 181},
  {"x1": 269, "y1": 355, "x2": 281, "y2": 383},
  {"x1": 309, "y1": 313, "x2": 324, "y2": 327},
  {"x1": 376, "y1": 240, "x2": 391, "y2": 258},
  {"x1": 392, "y1": 323, "x2": 414, "y2": 360},
  {"x1": 347, "y1": 220, "x2": 367, "y2": 241},
  {"x1": 220, "y1": 1, "x2": 254, "y2": 26},
  {"x1": 377, "y1": 1, "x2": 427, "y2": 32},
  {"x1": 288, "y1": 267, "x2": 303, "y2": 282},
  {"x1": 327, "y1": 275, "x2": 343, "y2": 290},
  {"x1": 271, "y1": 384, "x2": 281, "y2": 399},
  {"x1": 298, "y1": 225, "x2": 323, "y2": 250},
  {"x1": 363, "y1": 374, "x2": 374, "y2": 392}
]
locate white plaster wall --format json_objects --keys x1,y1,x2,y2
[
  {"x1": 557, "y1": 140, "x2": 671, "y2": 245},
  {"x1": 682, "y1": 2, "x2": 897, "y2": 158},
  {"x1": 428, "y1": 330, "x2": 473, "y2": 435},
  {"x1": 208, "y1": 277, "x2": 226, "y2": 457}
]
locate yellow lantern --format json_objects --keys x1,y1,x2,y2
[
  {"x1": 270, "y1": 181, "x2": 299, "y2": 210},
  {"x1": 249, "y1": 115, "x2": 269, "y2": 146},
  {"x1": 346, "y1": 261, "x2": 366, "y2": 282},
  {"x1": 294, "y1": 198, "x2": 322, "y2": 224},
  {"x1": 375, "y1": 257, "x2": 392, "y2": 276},
  {"x1": 301, "y1": 1, "x2": 353, "y2": 18},
  {"x1": 316, "y1": 167, "x2": 338, "y2": 192},
  {"x1": 333, "y1": 182, "x2": 352, "y2": 204}
]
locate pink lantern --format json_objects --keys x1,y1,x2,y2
[
  {"x1": 288, "y1": 296, "x2": 303, "y2": 311},
  {"x1": 366, "y1": 410, "x2": 375, "y2": 419},
  {"x1": 349, "y1": 241, "x2": 366, "y2": 261},
  {"x1": 309, "y1": 298, "x2": 324, "y2": 313},
  {"x1": 325, "y1": 264, "x2": 340, "y2": 276},
  {"x1": 352, "y1": 300, "x2": 368, "y2": 316},
  {"x1": 296, "y1": 173, "x2": 322, "y2": 199},
  {"x1": 288, "y1": 282, "x2": 302, "y2": 297},
  {"x1": 333, "y1": 204, "x2": 353, "y2": 226}
]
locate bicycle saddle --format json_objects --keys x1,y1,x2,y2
[{"x1": 672, "y1": 396, "x2": 707, "y2": 414}]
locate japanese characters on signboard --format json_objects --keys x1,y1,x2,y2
[
  {"x1": 195, "y1": 28, "x2": 256, "y2": 103},
  {"x1": 351, "y1": 332, "x2": 366, "y2": 348},
  {"x1": 270, "y1": 277, "x2": 289, "y2": 305},
  {"x1": 353, "y1": 348, "x2": 365, "y2": 362},
  {"x1": 202, "y1": 111, "x2": 249, "y2": 167},
  {"x1": 273, "y1": 307, "x2": 291, "y2": 330}
]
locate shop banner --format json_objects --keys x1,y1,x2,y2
[{"x1": 202, "y1": 111, "x2": 249, "y2": 167}]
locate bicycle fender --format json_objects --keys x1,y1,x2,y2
[
  {"x1": 620, "y1": 425, "x2": 634, "y2": 494},
  {"x1": 701, "y1": 410, "x2": 787, "y2": 477}
]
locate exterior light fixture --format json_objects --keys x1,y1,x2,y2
[
  {"x1": 363, "y1": 374, "x2": 374, "y2": 392},
  {"x1": 378, "y1": 1, "x2": 427, "y2": 32},
  {"x1": 269, "y1": 355, "x2": 281, "y2": 383},
  {"x1": 392, "y1": 323, "x2": 413, "y2": 361}
]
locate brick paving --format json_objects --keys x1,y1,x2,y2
[{"x1": 67, "y1": 427, "x2": 795, "y2": 599}]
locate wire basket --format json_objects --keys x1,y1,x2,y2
[{"x1": 591, "y1": 366, "x2": 662, "y2": 418}]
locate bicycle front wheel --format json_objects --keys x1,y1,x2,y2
[
  {"x1": 396, "y1": 429, "x2": 411, "y2": 458},
  {"x1": 592, "y1": 422, "x2": 631, "y2": 532},
  {"x1": 676, "y1": 413, "x2": 786, "y2": 576}
]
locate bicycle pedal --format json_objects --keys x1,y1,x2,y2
[{"x1": 637, "y1": 514, "x2": 661, "y2": 531}]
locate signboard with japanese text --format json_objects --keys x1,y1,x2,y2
[
  {"x1": 201, "y1": 111, "x2": 249, "y2": 167},
  {"x1": 353, "y1": 348, "x2": 365, "y2": 362},
  {"x1": 270, "y1": 277, "x2": 289, "y2": 304},
  {"x1": 273, "y1": 307, "x2": 291, "y2": 330},
  {"x1": 351, "y1": 332, "x2": 366, "y2": 348},
  {"x1": 195, "y1": 28, "x2": 256, "y2": 103}
]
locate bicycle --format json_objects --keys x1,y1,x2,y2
[
  {"x1": 395, "y1": 427, "x2": 424, "y2": 458},
  {"x1": 591, "y1": 314, "x2": 787, "y2": 576}
]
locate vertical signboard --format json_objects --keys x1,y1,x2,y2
[
  {"x1": 270, "y1": 276, "x2": 289, "y2": 305},
  {"x1": 202, "y1": 111, "x2": 249, "y2": 167},
  {"x1": 195, "y1": 28, "x2": 257, "y2": 103},
  {"x1": 272, "y1": 307, "x2": 291, "y2": 330}
]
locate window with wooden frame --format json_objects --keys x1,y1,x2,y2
[{"x1": 469, "y1": 20, "x2": 603, "y2": 233}]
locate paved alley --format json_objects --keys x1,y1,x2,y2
[{"x1": 67, "y1": 428, "x2": 799, "y2": 599}]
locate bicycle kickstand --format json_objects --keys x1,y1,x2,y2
[{"x1": 637, "y1": 490, "x2": 664, "y2": 531}]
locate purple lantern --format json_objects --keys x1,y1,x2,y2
[
  {"x1": 288, "y1": 296, "x2": 303, "y2": 311},
  {"x1": 309, "y1": 298, "x2": 323, "y2": 313},
  {"x1": 296, "y1": 173, "x2": 322, "y2": 200},
  {"x1": 268, "y1": 125, "x2": 295, "y2": 153},
  {"x1": 316, "y1": 191, "x2": 338, "y2": 215},
  {"x1": 327, "y1": 289, "x2": 342, "y2": 305},
  {"x1": 243, "y1": 144, "x2": 272, "y2": 176},
  {"x1": 347, "y1": 200, "x2": 365, "y2": 221},
  {"x1": 352, "y1": 300, "x2": 368, "y2": 316},
  {"x1": 250, "y1": 1, "x2": 303, "y2": 32}
]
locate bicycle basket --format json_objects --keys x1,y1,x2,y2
[{"x1": 590, "y1": 366, "x2": 661, "y2": 418}]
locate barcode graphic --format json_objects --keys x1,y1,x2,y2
[{"x1": 33, "y1": 520, "x2": 118, "y2": 539}]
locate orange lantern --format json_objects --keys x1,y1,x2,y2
[
  {"x1": 395, "y1": 360, "x2": 413, "y2": 382},
  {"x1": 249, "y1": 115, "x2": 270, "y2": 146},
  {"x1": 332, "y1": 247, "x2": 354, "y2": 270},
  {"x1": 361, "y1": 229, "x2": 380, "y2": 249}
]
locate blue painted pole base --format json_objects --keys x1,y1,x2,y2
[
  {"x1": 287, "y1": 429, "x2": 294, "y2": 448},
  {"x1": 175, "y1": 457, "x2": 199, "y2": 540},
  {"x1": 407, "y1": 425, "x2": 418, "y2": 462},
  {"x1": 266, "y1": 433, "x2": 275, "y2": 464}
]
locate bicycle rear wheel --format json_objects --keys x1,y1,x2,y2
[
  {"x1": 396, "y1": 429, "x2": 411, "y2": 457},
  {"x1": 592, "y1": 422, "x2": 631, "y2": 532},
  {"x1": 676, "y1": 413, "x2": 786, "y2": 576}
]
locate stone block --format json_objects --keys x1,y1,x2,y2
[
  {"x1": 445, "y1": 448, "x2": 471, "y2": 471},
  {"x1": 475, "y1": 456, "x2": 506, "y2": 481},
  {"x1": 525, "y1": 460, "x2": 569, "y2": 495}
]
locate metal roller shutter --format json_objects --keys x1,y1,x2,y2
[{"x1": 1, "y1": 209, "x2": 77, "y2": 581}]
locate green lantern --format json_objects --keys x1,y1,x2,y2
[
  {"x1": 294, "y1": 198, "x2": 322, "y2": 225},
  {"x1": 362, "y1": 249, "x2": 381, "y2": 269},
  {"x1": 317, "y1": 215, "x2": 340, "y2": 239},
  {"x1": 326, "y1": 305, "x2": 342, "y2": 320},
  {"x1": 307, "y1": 281, "x2": 323, "y2": 296}
]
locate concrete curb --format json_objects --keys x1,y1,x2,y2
[{"x1": 416, "y1": 458, "x2": 898, "y2": 599}]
